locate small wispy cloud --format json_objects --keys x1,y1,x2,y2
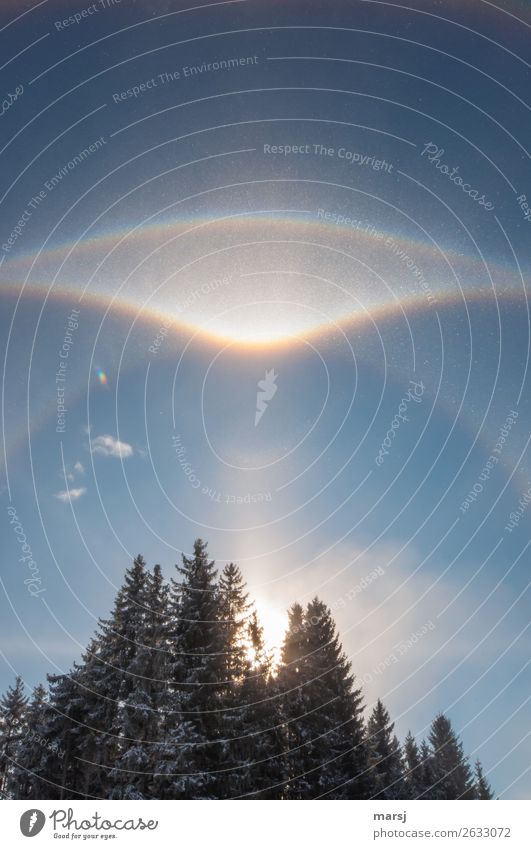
[
  {"x1": 60, "y1": 460, "x2": 85, "y2": 483},
  {"x1": 55, "y1": 487, "x2": 86, "y2": 503},
  {"x1": 90, "y1": 434, "x2": 133, "y2": 459}
]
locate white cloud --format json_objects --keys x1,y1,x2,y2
[
  {"x1": 59, "y1": 460, "x2": 85, "y2": 482},
  {"x1": 55, "y1": 487, "x2": 87, "y2": 503},
  {"x1": 90, "y1": 434, "x2": 133, "y2": 459}
]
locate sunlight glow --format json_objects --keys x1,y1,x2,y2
[
  {"x1": 184, "y1": 301, "x2": 332, "y2": 346},
  {"x1": 254, "y1": 598, "x2": 288, "y2": 664}
]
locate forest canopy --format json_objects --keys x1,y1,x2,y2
[{"x1": 0, "y1": 540, "x2": 493, "y2": 801}]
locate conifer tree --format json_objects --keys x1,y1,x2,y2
[
  {"x1": 366, "y1": 698, "x2": 404, "y2": 799},
  {"x1": 0, "y1": 677, "x2": 28, "y2": 798},
  {"x1": 109, "y1": 563, "x2": 169, "y2": 799},
  {"x1": 136, "y1": 563, "x2": 205, "y2": 800},
  {"x1": 418, "y1": 738, "x2": 439, "y2": 799},
  {"x1": 151, "y1": 717, "x2": 204, "y2": 799},
  {"x1": 70, "y1": 556, "x2": 203, "y2": 801},
  {"x1": 219, "y1": 563, "x2": 268, "y2": 798},
  {"x1": 73, "y1": 637, "x2": 117, "y2": 799},
  {"x1": 12, "y1": 683, "x2": 48, "y2": 799},
  {"x1": 169, "y1": 539, "x2": 225, "y2": 797},
  {"x1": 28, "y1": 669, "x2": 88, "y2": 799},
  {"x1": 218, "y1": 562, "x2": 251, "y2": 684},
  {"x1": 403, "y1": 730, "x2": 425, "y2": 799},
  {"x1": 276, "y1": 599, "x2": 370, "y2": 799},
  {"x1": 235, "y1": 611, "x2": 284, "y2": 798},
  {"x1": 148, "y1": 563, "x2": 210, "y2": 800},
  {"x1": 474, "y1": 759, "x2": 494, "y2": 800},
  {"x1": 276, "y1": 602, "x2": 312, "y2": 799},
  {"x1": 428, "y1": 713, "x2": 475, "y2": 799},
  {"x1": 216, "y1": 562, "x2": 254, "y2": 796},
  {"x1": 302, "y1": 598, "x2": 368, "y2": 799},
  {"x1": 79, "y1": 555, "x2": 150, "y2": 798}
]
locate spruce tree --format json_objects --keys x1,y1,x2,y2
[
  {"x1": 73, "y1": 637, "x2": 118, "y2": 799},
  {"x1": 366, "y1": 698, "x2": 404, "y2": 799},
  {"x1": 28, "y1": 669, "x2": 88, "y2": 799},
  {"x1": 276, "y1": 602, "x2": 312, "y2": 799},
  {"x1": 145, "y1": 567, "x2": 205, "y2": 800},
  {"x1": 428, "y1": 713, "x2": 475, "y2": 799},
  {"x1": 77, "y1": 559, "x2": 202, "y2": 800},
  {"x1": 474, "y1": 759, "x2": 494, "y2": 800},
  {"x1": 12, "y1": 683, "x2": 47, "y2": 799},
  {"x1": 0, "y1": 677, "x2": 28, "y2": 798},
  {"x1": 302, "y1": 598, "x2": 368, "y2": 799},
  {"x1": 169, "y1": 539, "x2": 225, "y2": 797},
  {"x1": 235, "y1": 611, "x2": 284, "y2": 798},
  {"x1": 216, "y1": 562, "x2": 253, "y2": 796},
  {"x1": 218, "y1": 562, "x2": 251, "y2": 684},
  {"x1": 73, "y1": 556, "x2": 149, "y2": 799},
  {"x1": 418, "y1": 738, "x2": 439, "y2": 799},
  {"x1": 403, "y1": 730, "x2": 425, "y2": 800},
  {"x1": 109, "y1": 563, "x2": 169, "y2": 799},
  {"x1": 133, "y1": 563, "x2": 206, "y2": 800},
  {"x1": 276, "y1": 599, "x2": 370, "y2": 799}
]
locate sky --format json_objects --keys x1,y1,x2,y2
[{"x1": 0, "y1": 0, "x2": 530, "y2": 798}]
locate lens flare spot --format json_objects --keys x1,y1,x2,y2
[{"x1": 95, "y1": 368, "x2": 108, "y2": 386}]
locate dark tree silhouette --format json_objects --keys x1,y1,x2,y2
[
  {"x1": 474, "y1": 759, "x2": 494, "y2": 800},
  {"x1": 366, "y1": 698, "x2": 404, "y2": 799},
  {"x1": 0, "y1": 676, "x2": 27, "y2": 798},
  {"x1": 428, "y1": 714, "x2": 475, "y2": 799}
]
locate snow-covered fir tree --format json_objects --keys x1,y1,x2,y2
[
  {"x1": 216, "y1": 562, "x2": 254, "y2": 796},
  {"x1": 79, "y1": 555, "x2": 150, "y2": 798},
  {"x1": 428, "y1": 713, "x2": 475, "y2": 799},
  {"x1": 403, "y1": 731, "x2": 426, "y2": 800},
  {"x1": 28, "y1": 669, "x2": 88, "y2": 799},
  {"x1": 234, "y1": 611, "x2": 284, "y2": 798},
  {"x1": 218, "y1": 562, "x2": 251, "y2": 684},
  {"x1": 12, "y1": 683, "x2": 47, "y2": 799},
  {"x1": 301, "y1": 598, "x2": 368, "y2": 799},
  {"x1": 417, "y1": 738, "x2": 440, "y2": 799},
  {"x1": 109, "y1": 563, "x2": 170, "y2": 799},
  {"x1": 0, "y1": 676, "x2": 28, "y2": 798},
  {"x1": 366, "y1": 698, "x2": 404, "y2": 799},
  {"x1": 169, "y1": 539, "x2": 226, "y2": 797},
  {"x1": 276, "y1": 602, "x2": 312, "y2": 799}
]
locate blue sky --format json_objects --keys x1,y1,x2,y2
[{"x1": 1, "y1": 0, "x2": 530, "y2": 798}]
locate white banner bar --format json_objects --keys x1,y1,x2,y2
[{"x1": 0, "y1": 800, "x2": 528, "y2": 848}]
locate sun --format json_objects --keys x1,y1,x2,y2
[{"x1": 253, "y1": 598, "x2": 288, "y2": 665}]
